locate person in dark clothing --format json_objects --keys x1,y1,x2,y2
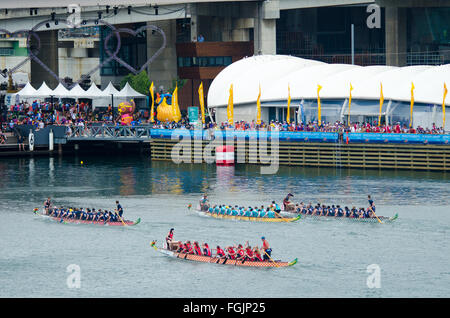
[{"x1": 116, "y1": 201, "x2": 123, "y2": 217}]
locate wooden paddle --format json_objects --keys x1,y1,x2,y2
[
  {"x1": 115, "y1": 210, "x2": 128, "y2": 227},
  {"x1": 262, "y1": 249, "x2": 280, "y2": 268},
  {"x1": 370, "y1": 208, "x2": 383, "y2": 224},
  {"x1": 274, "y1": 211, "x2": 290, "y2": 222}
]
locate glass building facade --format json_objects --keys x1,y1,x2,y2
[{"x1": 277, "y1": 6, "x2": 450, "y2": 66}]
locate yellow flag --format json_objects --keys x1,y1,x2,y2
[
  {"x1": 198, "y1": 82, "x2": 205, "y2": 124},
  {"x1": 172, "y1": 85, "x2": 181, "y2": 122},
  {"x1": 256, "y1": 84, "x2": 261, "y2": 125},
  {"x1": 317, "y1": 84, "x2": 322, "y2": 125},
  {"x1": 287, "y1": 84, "x2": 291, "y2": 124},
  {"x1": 444, "y1": 83, "x2": 448, "y2": 128},
  {"x1": 227, "y1": 84, "x2": 234, "y2": 125},
  {"x1": 410, "y1": 82, "x2": 415, "y2": 128},
  {"x1": 347, "y1": 83, "x2": 353, "y2": 125},
  {"x1": 149, "y1": 81, "x2": 155, "y2": 123},
  {"x1": 378, "y1": 82, "x2": 384, "y2": 127}
]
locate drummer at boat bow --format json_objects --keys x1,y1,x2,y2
[
  {"x1": 166, "y1": 228, "x2": 174, "y2": 248},
  {"x1": 44, "y1": 198, "x2": 52, "y2": 212},
  {"x1": 283, "y1": 193, "x2": 294, "y2": 211}
]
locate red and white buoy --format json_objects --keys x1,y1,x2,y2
[{"x1": 216, "y1": 145, "x2": 234, "y2": 166}]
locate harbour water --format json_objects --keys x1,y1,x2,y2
[{"x1": 0, "y1": 155, "x2": 449, "y2": 297}]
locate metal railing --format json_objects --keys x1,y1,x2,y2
[{"x1": 67, "y1": 125, "x2": 152, "y2": 141}]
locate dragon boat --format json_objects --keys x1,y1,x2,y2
[
  {"x1": 150, "y1": 241, "x2": 297, "y2": 268},
  {"x1": 33, "y1": 208, "x2": 141, "y2": 226},
  {"x1": 281, "y1": 210, "x2": 398, "y2": 223},
  {"x1": 191, "y1": 205, "x2": 301, "y2": 223}
]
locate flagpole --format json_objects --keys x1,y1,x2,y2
[
  {"x1": 256, "y1": 83, "x2": 261, "y2": 125},
  {"x1": 317, "y1": 84, "x2": 322, "y2": 126},
  {"x1": 443, "y1": 83, "x2": 448, "y2": 131},
  {"x1": 287, "y1": 84, "x2": 291, "y2": 124},
  {"x1": 410, "y1": 82, "x2": 415, "y2": 128},
  {"x1": 378, "y1": 82, "x2": 384, "y2": 127},
  {"x1": 348, "y1": 83, "x2": 353, "y2": 126}
]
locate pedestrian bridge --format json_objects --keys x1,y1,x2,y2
[{"x1": 67, "y1": 125, "x2": 153, "y2": 142}]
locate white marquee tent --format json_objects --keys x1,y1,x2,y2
[
  {"x1": 12, "y1": 82, "x2": 37, "y2": 98},
  {"x1": 34, "y1": 82, "x2": 54, "y2": 98},
  {"x1": 115, "y1": 82, "x2": 146, "y2": 98},
  {"x1": 52, "y1": 83, "x2": 71, "y2": 98},
  {"x1": 207, "y1": 55, "x2": 450, "y2": 129},
  {"x1": 9, "y1": 81, "x2": 148, "y2": 109}
]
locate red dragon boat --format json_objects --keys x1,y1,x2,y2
[{"x1": 150, "y1": 241, "x2": 297, "y2": 268}]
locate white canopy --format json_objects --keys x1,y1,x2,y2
[
  {"x1": 102, "y1": 81, "x2": 120, "y2": 95},
  {"x1": 208, "y1": 55, "x2": 450, "y2": 107},
  {"x1": 67, "y1": 83, "x2": 88, "y2": 98},
  {"x1": 115, "y1": 82, "x2": 146, "y2": 98},
  {"x1": 85, "y1": 83, "x2": 107, "y2": 98},
  {"x1": 34, "y1": 82, "x2": 54, "y2": 97},
  {"x1": 52, "y1": 83, "x2": 71, "y2": 98},
  {"x1": 13, "y1": 82, "x2": 37, "y2": 97}
]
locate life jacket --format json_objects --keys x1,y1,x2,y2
[
  {"x1": 216, "y1": 248, "x2": 225, "y2": 257},
  {"x1": 185, "y1": 243, "x2": 192, "y2": 253},
  {"x1": 246, "y1": 248, "x2": 253, "y2": 258},
  {"x1": 193, "y1": 245, "x2": 202, "y2": 255},
  {"x1": 262, "y1": 240, "x2": 270, "y2": 250},
  {"x1": 167, "y1": 232, "x2": 173, "y2": 240},
  {"x1": 254, "y1": 252, "x2": 263, "y2": 261},
  {"x1": 204, "y1": 246, "x2": 212, "y2": 257},
  {"x1": 227, "y1": 247, "x2": 236, "y2": 259},
  {"x1": 237, "y1": 248, "x2": 245, "y2": 258}
]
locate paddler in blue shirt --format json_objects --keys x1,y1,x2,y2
[{"x1": 271, "y1": 201, "x2": 281, "y2": 213}]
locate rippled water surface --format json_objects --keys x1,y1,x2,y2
[{"x1": 0, "y1": 155, "x2": 449, "y2": 297}]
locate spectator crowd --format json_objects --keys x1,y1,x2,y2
[{"x1": 1, "y1": 100, "x2": 446, "y2": 136}]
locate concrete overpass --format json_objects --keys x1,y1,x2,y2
[{"x1": 1, "y1": 0, "x2": 449, "y2": 93}]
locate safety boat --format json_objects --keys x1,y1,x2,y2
[
  {"x1": 33, "y1": 208, "x2": 141, "y2": 226},
  {"x1": 150, "y1": 241, "x2": 297, "y2": 268}
]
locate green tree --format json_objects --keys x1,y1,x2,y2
[{"x1": 120, "y1": 70, "x2": 152, "y2": 96}]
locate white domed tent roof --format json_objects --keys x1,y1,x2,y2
[
  {"x1": 207, "y1": 55, "x2": 450, "y2": 107},
  {"x1": 208, "y1": 55, "x2": 324, "y2": 106}
]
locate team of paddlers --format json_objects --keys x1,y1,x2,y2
[
  {"x1": 165, "y1": 229, "x2": 273, "y2": 262},
  {"x1": 199, "y1": 194, "x2": 379, "y2": 219},
  {"x1": 41, "y1": 198, "x2": 125, "y2": 222}
]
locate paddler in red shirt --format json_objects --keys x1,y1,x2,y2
[
  {"x1": 236, "y1": 244, "x2": 246, "y2": 261},
  {"x1": 226, "y1": 246, "x2": 236, "y2": 259},
  {"x1": 193, "y1": 242, "x2": 202, "y2": 255},
  {"x1": 245, "y1": 245, "x2": 254, "y2": 261},
  {"x1": 184, "y1": 241, "x2": 193, "y2": 254},
  {"x1": 253, "y1": 247, "x2": 263, "y2": 261},
  {"x1": 216, "y1": 246, "x2": 226, "y2": 258},
  {"x1": 202, "y1": 243, "x2": 212, "y2": 257}
]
